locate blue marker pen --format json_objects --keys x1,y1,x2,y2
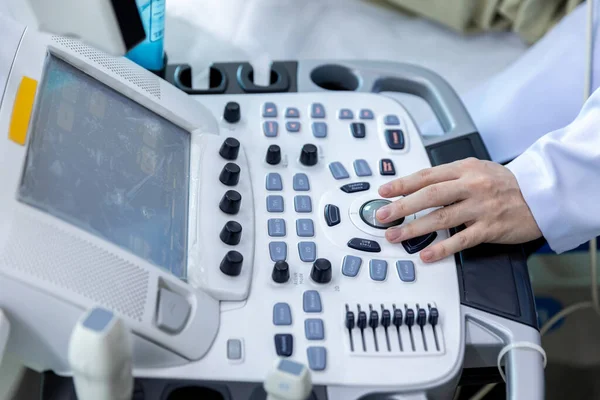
[{"x1": 126, "y1": 0, "x2": 166, "y2": 72}]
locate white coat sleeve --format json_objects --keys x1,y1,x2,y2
[{"x1": 506, "y1": 86, "x2": 600, "y2": 254}]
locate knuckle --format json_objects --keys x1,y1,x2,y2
[
  {"x1": 458, "y1": 232, "x2": 470, "y2": 248},
  {"x1": 392, "y1": 179, "x2": 404, "y2": 193},
  {"x1": 461, "y1": 157, "x2": 480, "y2": 170},
  {"x1": 418, "y1": 168, "x2": 432, "y2": 181},
  {"x1": 425, "y1": 185, "x2": 439, "y2": 203},
  {"x1": 435, "y1": 208, "x2": 449, "y2": 225}
]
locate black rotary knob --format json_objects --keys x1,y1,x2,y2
[
  {"x1": 271, "y1": 260, "x2": 290, "y2": 284},
  {"x1": 219, "y1": 190, "x2": 242, "y2": 215},
  {"x1": 219, "y1": 137, "x2": 240, "y2": 160},
  {"x1": 219, "y1": 221, "x2": 242, "y2": 245},
  {"x1": 220, "y1": 250, "x2": 243, "y2": 276},
  {"x1": 266, "y1": 145, "x2": 281, "y2": 165},
  {"x1": 219, "y1": 163, "x2": 241, "y2": 186},
  {"x1": 310, "y1": 258, "x2": 332, "y2": 284},
  {"x1": 223, "y1": 101, "x2": 241, "y2": 123},
  {"x1": 300, "y1": 144, "x2": 318, "y2": 166}
]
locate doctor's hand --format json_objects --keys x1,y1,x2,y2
[{"x1": 376, "y1": 158, "x2": 543, "y2": 263}]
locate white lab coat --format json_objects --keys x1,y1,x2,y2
[{"x1": 506, "y1": 84, "x2": 600, "y2": 254}]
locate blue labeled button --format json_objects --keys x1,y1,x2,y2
[
  {"x1": 307, "y1": 347, "x2": 327, "y2": 371},
  {"x1": 384, "y1": 115, "x2": 400, "y2": 125},
  {"x1": 312, "y1": 122, "x2": 328, "y2": 138},
  {"x1": 359, "y1": 109, "x2": 374, "y2": 120},
  {"x1": 369, "y1": 259, "x2": 388, "y2": 281},
  {"x1": 263, "y1": 102, "x2": 277, "y2": 117},
  {"x1": 296, "y1": 219, "x2": 315, "y2": 237},
  {"x1": 286, "y1": 121, "x2": 301, "y2": 132},
  {"x1": 311, "y1": 103, "x2": 326, "y2": 118},
  {"x1": 285, "y1": 107, "x2": 300, "y2": 118},
  {"x1": 268, "y1": 219, "x2": 286, "y2": 237},
  {"x1": 294, "y1": 195, "x2": 312, "y2": 213},
  {"x1": 329, "y1": 162, "x2": 349, "y2": 180},
  {"x1": 267, "y1": 195, "x2": 284, "y2": 212},
  {"x1": 266, "y1": 173, "x2": 283, "y2": 191},
  {"x1": 293, "y1": 173, "x2": 310, "y2": 191},
  {"x1": 269, "y1": 242, "x2": 287, "y2": 261},
  {"x1": 396, "y1": 260, "x2": 415, "y2": 282},
  {"x1": 303, "y1": 290, "x2": 322, "y2": 312},
  {"x1": 353, "y1": 159, "x2": 372, "y2": 177},
  {"x1": 342, "y1": 255, "x2": 362, "y2": 277},
  {"x1": 273, "y1": 303, "x2": 292, "y2": 325},
  {"x1": 305, "y1": 319, "x2": 325, "y2": 340},
  {"x1": 338, "y1": 109, "x2": 354, "y2": 120},
  {"x1": 263, "y1": 121, "x2": 278, "y2": 137},
  {"x1": 298, "y1": 242, "x2": 317, "y2": 262}
]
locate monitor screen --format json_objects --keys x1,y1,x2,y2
[{"x1": 19, "y1": 56, "x2": 190, "y2": 279}]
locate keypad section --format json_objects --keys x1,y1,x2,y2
[
  {"x1": 303, "y1": 290, "x2": 322, "y2": 313},
  {"x1": 298, "y1": 242, "x2": 317, "y2": 262},
  {"x1": 273, "y1": 303, "x2": 292, "y2": 326},
  {"x1": 269, "y1": 242, "x2": 287, "y2": 261}
]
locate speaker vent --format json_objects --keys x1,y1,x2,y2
[
  {"x1": 0, "y1": 212, "x2": 149, "y2": 321},
  {"x1": 52, "y1": 36, "x2": 161, "y2": 100}
]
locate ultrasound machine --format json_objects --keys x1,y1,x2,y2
[{"x1": 0, "y1": 1, "x2": 545, "y2": 399}]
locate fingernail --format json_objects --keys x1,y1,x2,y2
[
  {"x1": 386, "y1": 227, "x2": 403, "y2": 242},
  {"x1": 379, "y1": 184, "x2": 392, "y2": 197},
  {"x1": 376, "y1": 206, "x2": 390, "y2": 221},
  {"x1": 421, "y1": 250, "x2": 434, "y2": 262}
]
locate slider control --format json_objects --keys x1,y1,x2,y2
[
  {"x1": 381, "y1": 307, "x2": 391, "y2": 351},
  {"x1": 345, "y1": 305, "x2": 355, "y2": 352},
  {"x1": 429, "y1": 306, "x2": 440, "y2": 351},
  {"x1": 393, "y1": 307, "x2": 403, "y2": 351},
  {"x1": 369, "y1": 307, "x2": 379, "y2": 352},
  {"x1": 417, "y1": 306, "x2": 428, "y2": 351},
  {"x1": 357, "y1": 307, "x2": 367, "y2": 352},
  {"x1": 405, "y1": 307, "x2": 415, "y2": 351}
]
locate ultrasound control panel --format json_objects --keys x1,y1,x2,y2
[{"x1": 169, "y1": 92, "x2": 463, "y2": 389}]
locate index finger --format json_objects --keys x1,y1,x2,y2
[{"x1": 378, "y1": 162, "x2": 462, "y2": 198}]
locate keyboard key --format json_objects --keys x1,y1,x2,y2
[
  {"x1": 266, "y1": 195, "x2": 284, "y2": 212},
  {"x1": 312, "y1": 122, "x2": 328, "y2": 138},
  {"x1": 275, "y1": 334, "x2": 293, "y2": 357},
  {"x1": 370, "y1": 259, "x2": 388, "y2": 281},
  {"x1": 396, "y1": 260, "x2": 416, "y2": 282},
  {"x1": 402, "y1": 232, "x2": 438, "y2": 254},
  {"x1": 338, "y1": 109, "x2": 354, "y2": 120},
  {"x1": 307, "y1": 347, "x2": 326, "y2": 371},
  {"x1": 311, "y1": 103, "x2": 326, "y2": 118},
  {"x1": 286, "y1": 121, "x2": 301, "y2": 132},
  {"x1": 324, "y1": 204, "x2": 341, "y2": 227},
  {"x1": 385, "y1": 129, "x2": 405, "y2": 150},
  {"x1": 263, "y1": 102, "x2": 277, "y2": 118},
  {"x1": 350, "y1": 122, "x2": 366, "y2": 138},
  {"x1": 293, "y1": 173, "x2": 310, "y2": 191},
  {"x1": 268, "y1": 219, "x2": 286, "y2": 237},
  {"x1": 347, "y1": 238, "x2": 381, "y2": 253},
  {"x1": 273, "y1": 303, "x2": 292, "y2": 325},
  {"x1": 329, "y1": 162, "x2": 349, "y2": 180},
  {"x1": 340, "y1": 182, "x2": 370, "y2": 193},
  {"x1": 353, "y1": 159, "x2": 372, "y2": 177},
  {"x1": 296, "y1": 219, "x2": 315, "y2": 237},
  {"x1": 359, "y1": 109, "x2": 374, "y2": 120},
  {"x1": 379, "y1": 159, "x2": 396, "y2": 176},
  {"x1": 285, "y1": 107, "x2": 299, "y2": 118},
  {"x1": 263, "y1": 121, "x2": 278, "y2": 137},
  {"x1": 298, "y1": 242, "x2": 317, "y2": 262},
  {"x1": 384, "y1": 115, "x2": 400, "y2": 125},
  {"x1": 294, "y1": 196, "x2": 312, "y2": 213},
  {"x1": 342, "y1": 255, "x2": 362, "y2": 277},
  {"x1": 266, "y1": 173, "x2": 283, "y2": 190},
  {"x1": 305, "y1": 319, "x2": 325, "y2": 340},
  {"x1": 269, "y1": 242, "x2": 287, "y2": 261},
  {"x1": 303, "y1": 290, "x2": 322, "y2": 312},
  {"x1": 227, "y1": 339, "x2": 243, "y2": 360}
]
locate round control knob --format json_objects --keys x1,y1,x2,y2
[
  {"x1": 310, "y1": 258, "x2": 332, "y2": 284},
  {"x1": 220, "y1": 250, "x2": 243, "y2": 276},
  {"x1": 219, "y1": 137, "x2": 240, "y2": 160},
  {"x1": 266, "y1": 145, "x2": 281, "y2": 165},
  {"x1": 219, "y1": 190, "x2": 242, "y2": 215},
  {"x1": 300, "y1": 144, "x2": 318, "y2": 166},
  {"x1": 223, "y1": 101, "x2": 241, "y2": 123},
  {"x1": 219, "y1": 162, "x2": 241, "y2": 186},
  {"x1": 219, "y1": 221, "x2": 242, "y2": 245},
  {"x1": 271, "y1": 260, "x2": 290, "y2": 284}
]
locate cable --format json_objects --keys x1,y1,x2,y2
[{"x1": 467, "y1": 2, "x2": 597, "y2": 399}]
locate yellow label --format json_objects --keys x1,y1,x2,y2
[{"x1": 8, "y1": 77, "x2": 38, "y2": 146}]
